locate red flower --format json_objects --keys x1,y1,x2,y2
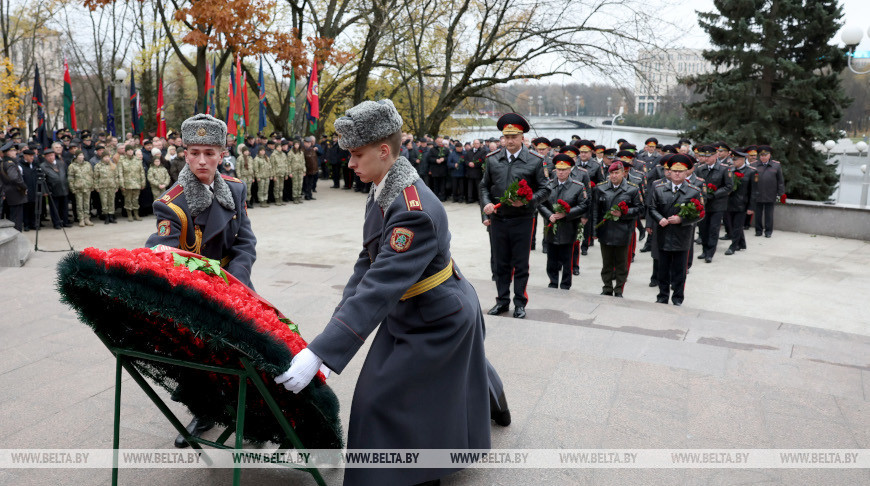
[
  {"x1": 517, "y1": 179, "x2": 534, "y2": 201},
  {"x1": 706, "y1": 183, "x2": 717, "y2": 193},
  {"x1": 618, "y1": 201, "x2": 629, "y2": 213},
  {"x1": 780, "y1": 194, "x2": 787, "y2": 204},
  {"x1": 735, "y1": 172, "x2": 744, "y2": 179},
  {"x1": 590, "y1": 182, "x2": 596, "y2": 188},
  {"x1": 557, "y1": 199, "x2": 571, "y2": 212}
]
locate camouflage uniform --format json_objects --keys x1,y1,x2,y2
[
  {"x1": 67, "y1": 159, "x2": 95, "y2": 226},
  {"x1": 93, "y1": 159, "x2": 120, "y2": 221},
  {"x1": 119, "y1": 155, "x2": 146, "y2": 220},
  {"x1": 269, "y1": 149, "x2": 289, "y2": 205},
  {"x1": 253, "y1": 154, "x2": 272, "y2": 207},
  {"x1": 147, "y1": 163, "x2": 171, "y2": 200},
  {"x1": 236, "y1": 154, "x2": 255, "y2": 205},
  {"x1": 288, "y1": 149, "x2": 305, "y2": 203}
]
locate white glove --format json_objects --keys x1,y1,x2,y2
[
  {"x1": 274, "y1": 348, "x2": 323, "y2": 394},
  {"x1": 319, "y1": 364, "x2": 332, "y2": 379}
]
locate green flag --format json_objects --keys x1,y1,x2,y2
[{"x1": 287, "y1": 73, "x2": 296, "y2": 130}]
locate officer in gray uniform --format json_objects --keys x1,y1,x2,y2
[
  {"x1": 145, "y1": 114, "x2": 257, "y2": 448},
  {"x1": 275, "y1": 99, "x2": 492, "y2": 486},
  {"x1": 695, "y1": 144, "x2": 733, "y2": 262}
]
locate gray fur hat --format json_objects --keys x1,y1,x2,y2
[
  {"x1": 181, "y1": 114, "x2": 227, "y2": 148},
  {"x1": 334, "y1": 99, "x2": 403, "y2": 150}
]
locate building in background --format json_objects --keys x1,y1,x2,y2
[
  {"x1": 634, "y1": 48, "x2": 714, "y2": 115},
  {"x1": 9, "y1": 27, "x2": 63, "y2": 135}
]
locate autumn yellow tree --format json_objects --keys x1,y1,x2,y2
[{"x1": 0, "y1": 56, "x2": 26, "y2": 130}]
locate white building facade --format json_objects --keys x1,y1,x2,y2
[{"x1": 634, "y1": 48, "x2": 714, "y2": 115}]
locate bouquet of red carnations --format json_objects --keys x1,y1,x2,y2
[
  {"x1": 778, "y1": 194, "x2": 787, "y2": 204},
  {"x1": 544, "y1": 199, "x2": 571, "y2": 237},
  {"x1": 493, "y1": 179, "x2": 534, "y2": 211},
  {"x1": 595, "y1": 200, "x2": 629, "y2": 229}
]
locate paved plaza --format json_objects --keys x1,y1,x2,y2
[{"x1": 1, "y1": 187, "x2": 869, "y2": 485}]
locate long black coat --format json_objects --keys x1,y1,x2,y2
[
  {"x1": 539, "y1": 178, "x2": 589, "y2": 245},
  {"x1": 695, "y1": 161, "x2": 733, "y2": 212},
  {"x1": 648, "y1": 182, "x2": 705, "y2": 251},
  {"x1": 727, "y1": 164, "x2": 757, "y2": 212},
  {"x1": 591, "y1": 180, "x2": 643, "y2": 246},
  {"x1": 464, "y1": 147, "x2": 485, "y2": 180},
  {"x1": 308, "y1": 158, "x2": 490, "y2": 485},
  {"x1": 480, "y1": 145, "x2": 550, "y2": 219},
  {"x1": 425, "y1": 145, "x2": 449, "y2": 177},
  {"x1": 751, "y1": 160, "x2": 785, "y2": 203},
  {"x1": 20, "y1": 159, "x2": 39, "y2": 203},
  {"x1": 40, "y1": 159, "x2": 68, "y2": 197},
  {"x1": 1, "y1": 156, "x2": 27, "y2": 205}
]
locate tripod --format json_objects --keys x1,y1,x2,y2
[{"x1": 33, "y1": 168, "x2": 74, "y2": 252}]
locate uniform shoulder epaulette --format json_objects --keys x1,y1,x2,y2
[
  {"x1": 157, "y1": 184, "x2": 184, "y2": 204},
  {"x1": 529, "y1": 150, "x2": 542, "y2": 159},
  {"x1": 402, "y1": 185, "x2": 423, "y2": 211},
  {"x1": 221, "y1": 174, "x2": 242, "y2": 183},
  {"x1": 626, "y1": 180, "x2": 638, "y2": 187},
  {"x1": 486, "y1": 149, "x2": 500, "y2": 158},
  {"x1": 654, "y1": 179, "x2": 668, "y2": 187},
  {"x1": 570, "y1": 179, "x2": 584, "y2": 185},
  {"x1": 685, "y1": 182, "x2": 701, "y2": 191}
]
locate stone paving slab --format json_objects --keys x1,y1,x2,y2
[{"x1": 2, "y1": 188, "x2": 869, "y2": 485}]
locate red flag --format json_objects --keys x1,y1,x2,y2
[
  {"x1": 307, "y1": 61, "x2": 319, "y2": 121},
  {"x1": 204, "y1": 62, "x2": 212, "y2": 115},
  {"x1": 156, "y1": 78, "x2": 167, "y2": 137}
]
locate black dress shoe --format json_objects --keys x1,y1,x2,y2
[
  {"x1": 672, "y1": 301, "x2": 683, "y2": 306},
  {"x1": 548, "y1": 283, "x2": 558, "y2": 288},
  {"x1": 720, "y1": 235, "x2": 731, "y2": 240},
  {"x1": 53, "y1": 224, "x2": 62, "y2": 229},
  {"x1": 694, "y1": 237, "x2": 702, "y2": 244},
  {"x1": 572, "y1": 269, "x2": 580, "y2": 276},
  {"x1": 656, "y1": 298, "x2": 668, "y2": 304},
  {"x1": 724, "y1": 248, "x2": 735, "y2": 255},
  {"x1": 649, "y1": 281, "x2": 658, "y2": 287},
  {"x1": 613, "y1": 293, "x2": 623, "y2": 298},
  {"x1": 559, "y1": 285, "x2": 570, "y2": 290},
  {"x1": 764, "y1": 234, "x2": 771, "y2": 238},
  {"x1": 705, "y1": 257, "x2": 712, "y2": 263},
  {"x1": 174, "y1": 417, "x2": 214, "y2": 448},
  {"x1": 513, "y1": 307, "x2": 526, "y2": 319},
  {"x1": 487, "y1": 304, "x2": 509, "y2": 315},
  {"x1": 581, "y1": 249, "x2": 588, "y2": 256},
  {"x1": 696, "y1": 253, "x2": 707, "y2": 260},
  {"x1": 639, "y1": 246, "x2": 651, "y2": 253},
  {"x1": 600, "y1": 290, "x2": 612, "y2": 296},
  {"x1": 755, "y1": 232, "x2": 762, "y2": 237}
]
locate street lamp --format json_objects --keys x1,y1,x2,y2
[
  {"x1": 114, "y1": 68, "x2": 127, "y2": 141},
  {"x1": 609, "y1": 107, "x2": 624, "y2": 147},
  {"x1": 856, "y1": 140, "x2": 869, "y2": 207},
  {"x1": 607, "y1": 96, "x2": 612, "y2": 116},
  {"x1": 563, "y1": 96, "x2": 568, "y2": 116},
  {"x1": 538, "y1": 95, "x2": 542, "y2": 117},
  {"x1": 841, "y1": 25, "x2": 870, "y2": 75},
  {"x1": 823, "y1": 140, "x2": 843, "y2": 203},
  {"x1": 575, "y1": 95, "x2": 580, "y2": 117}
]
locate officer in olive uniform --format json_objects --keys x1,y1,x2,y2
[
  {"x1": 276, "y1": 99, "x2": 491, "y2": 486},
  {"x1": 145, "y1": 113, "x2": 257, "y2": 449},
  {"x1": 119, "y1": 146, "x2": 146, "y2": 221},
  {"x1": 481, "y1": 113, "x2": 550, "y2": 319},
  {"x1": 648, "y1": 154, "x2": 705, "y2": 306},
  {"x1": 269, "y1": 143, "x2": 289, "y2": 205},
  {"x1": 539, "y1": 154, "x2": 589, "y2": 289},
  {"x1": 592, "y1": 161, "x2": 644, "y2": 297},
  {"x1": 695, "y1": 144, "x2": 733, "y2": 262},
  {"x1": 750, "y1": 145, "x2": 785, "y2": 237},
  {"x1": 724, "y1": 147, "x2": 757, "y2": 254}
]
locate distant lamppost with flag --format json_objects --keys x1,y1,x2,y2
[{"x1": 114, "y1": 68, "x2": 127, "y2": 141}]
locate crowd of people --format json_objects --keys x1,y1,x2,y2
[{"x1": 1, "y1": 114, "x2": 785, "y2": 309}]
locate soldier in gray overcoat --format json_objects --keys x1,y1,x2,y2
[{"x1": 276, "y1": 99, "x2": 491, "y2": 486}]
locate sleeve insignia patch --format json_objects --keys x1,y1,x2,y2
[
  {"x1": 389, "y1": 227, "x2": 414, "y2": 253},
  {"x1": 157, "y1": 219, "x2": 171, "y2": 236}
]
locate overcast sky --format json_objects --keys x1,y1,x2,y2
[{"x1": 677, "y1": 0, "x2": 870, "y2": 51}]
